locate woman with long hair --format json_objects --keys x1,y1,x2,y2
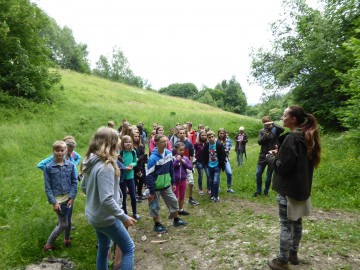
[
  {"x1": 266, "y1": 106, "x2": 321, "y2": 270},
  {"x1": 81, "y1": 127, "x2": 136, "y2": 270}
]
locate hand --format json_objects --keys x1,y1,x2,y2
[
  {"x1": 137, "y1": 171, "x2": 142, "y2": 177},
  {"x1": 124, "y1": 217, "x2": 136, "y2": 228},
  {"x1": 53, "y1": 203, "x2": 61, "y2": 213},
  {"x1": 176, "y1": 155, "x2": 181, "y2": 161},
  {"x1": 181, "y1": 159, "x2": 186, "y2": 164},
  {"x1": 172, "y1": 185, "x2": 176, "y2": 192},
  {"x1": 148, "y1": 194, "x2": 155, "y2": 202},
  {"x1": 67, "y1": 199, "x2": 74, "y2": 208},
  {"x1": 125, "y1": 164, "x2": 133, "y2": 171}
]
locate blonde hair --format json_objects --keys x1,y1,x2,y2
[
  {"x1": 121, "y1": 135, "x2": 134, "y2": 151},
  {"x1": 53, "y1": 140, "x2": 67, "y2": 150},
  {"x1": 84, "y1": 127, "x2": 120, "y2": 175}
]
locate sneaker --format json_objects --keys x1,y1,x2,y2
[
  {"x1": 214, "y1": 197, "x2": 220, "y2": 202},
  {"x1": 210, "y1": 196, "x2": 214, "y2": 200},
  {"x1": 178, "y1": 209, "x2": 190, "y2": 215},
  {"x1": 43, "y1": 244, "x2": 55, "y2": 252},
  {"x1": 264, "y1": 192, "x2": 269, "y2": 196},
  {"x1": 252, "y1": 192, "x2": 260, "y2": 197},
  {"x1": 133, "y1": 214, "x2": 141, "y2": 220},
  {"x1": 267, "y1": 258, "x2": 289, "y2": 270},
  {"x1": 173, "y1": 218, "x2": 187, "y2": 227},
  {"x1": 188, "y1": 198, "x2": 199, "y2": 206},
  {"x1": 199, "y1": 190, "x2": 204, "y2": 196},
  {"x1": 64, "y1": 240, "x2": 71, "y2": 247},
  {"x1": 153, "y1": 223, "x2": 167, "y2": 233},
  {"x1": 227, "y1": 188, "x2": 235, "y2": 193},
  {"x1": 289, "y1": 250, "x2": 299, "y2": 265}
]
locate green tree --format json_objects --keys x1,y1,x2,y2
[
  {"x1": 250, "y1": 0, "x2": 360, "y2": 129},
  {"x1": 0, "y1": 0, "x2": 60, "y2": 101},
  {"x1": 93, "y1": 55, "x2": 111, "y2": 78},
  {"x1": 159, "y1": 83, "x2": 198, "y2": 98}
]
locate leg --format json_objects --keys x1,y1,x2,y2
[
  {"x1": 120, "y1": 180, "x2": 128, "y2": 214},
  {"x1": 277, "y1": 195, "x2": 292, "y2": 263},
  {"x1": 208, "y1": 167, "x2": 215, "y2": 197},
  {"x1": 46, "y1": 207, "x2": 69, "y2": 246},
  {"x1": 264, "y1": 165, "x2": 274, "y2": 195},
  {"x1": 196, "y1": 163, "x2": 203, "y2": 192},
  {"x1": 94, "y1": 228, "x2": 112, "y2": 270},
  {"x1": 64, "y1": 205, "x2": 73, "y2": 241},
  {"x1": 236, "y1": 151, "x2": 240, "y2": 166},
  {"x1": 212, "y1": 167, "x2": 221, "y2": 199},
  {"x1": 96, "y1": 220, "x2": 135, "y2": 270},
  {"x1": 126, "y1": 179, "x2": 137, "y2": 216},
  {"x1": 255, "y1": 164, "x2": 265, "y2": 195},
  {"x1": 239, "y1": 152, "x2": 244, "y2": 165},
  {"x1": 224, "y1": 160, "x2": 233, "y2": 190}
]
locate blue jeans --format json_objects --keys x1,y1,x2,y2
[
  {"x1": 94, "y1": 219, "x2": 135, "y2": 270},
  {"x1": 120, "y1": 178, "x2": 137, "y2": 216},
  {"x1": 236, "y1": 151, "x2": 244, "y2": 165},
  {"x1": 207, "y1": 166, "x2": 221, "y2": 198},
  {"x1": 224, "y1": 160, "x2": 232, "y2": 188},
  {"x1": 196, "y1": 162, "x2": 209, "y2": 191},
  {"x1": 255, "y1": 164, "x2": 273, "y2": 194}
]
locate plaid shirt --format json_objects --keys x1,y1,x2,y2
[{"x1": 218, "y1": 138, "x2": 232, "y2": 161}]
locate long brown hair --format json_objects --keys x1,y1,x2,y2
[{"x1": 288, "y1": 106, "x2": 321, "y2": 167}]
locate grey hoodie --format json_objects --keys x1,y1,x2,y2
[{"x1": 81, "y1": 153, "x2": 129, "y2": 227}]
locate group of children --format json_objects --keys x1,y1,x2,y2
[{"x1": 37, "y1": 121, "x2": 249, "y2": 269}]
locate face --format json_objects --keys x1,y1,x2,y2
[
  {"x1": 67, "y1": 145, "x2": 75, "y2": 155},
  {"x1": 157, "y1": 128, "x2": 164, "y2": 135},
  {"x1": 53, "y1": 146, "x2": 67, "y2": 161},
  {"x1": 218, "y1": 130, "x2": 225, "y2": 139},
  {"x1": 124, "y1": 140, "x2": 132, "y2": 149},
  {"x1": 133, "y1": 133, "x2": 140, "y2": 142},
  {"x1": 156, "y1": 137, "x2": 167, "y2": 150},
  {"x1": 177, "y1": 147, "x2": 185, "y2": 156},
  {"x1": 207, "y1": 134, "x2": 215, "y2": 144},
  {"x1": 200, "y1": 133, "x2": 207, "y2": 142},
  {"x1": 178, "y1": 130, "x2": 186, "y2": 140},
  {"x1": 281, "y1": 108, "x2": 297, "y2": 129}
]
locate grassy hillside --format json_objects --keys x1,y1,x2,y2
[{"x1": 0, "y1": 70, "x2": 359, "y2": 269}]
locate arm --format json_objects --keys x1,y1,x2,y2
[
  {"x1": 97, "y1": 166, "x2": 129, "y2": 223},
  {"x1": 166, "y1": 138, "x2": 172, "y2": 151},
  {"x1": 258, "y1": 129, "x2": 275, "y2": 145},
  {"x1": 37, "y1": 155, "x2": 54, "y2": 171},
  {"x1": 183, "y1": 157, "x2": 193, "y2": 171},
  {"x1": 44, "y1": 166, "x2": 56, "y2": 204},
  {"x1": 72, "y1": 151, "x2": 81, "y2": 165},
  {"x1": 69, "y1": 164, "x2": 78, "y2": 200},
  {"x1": 274, "y1": 135, "x2": 298, "y2": 175}
]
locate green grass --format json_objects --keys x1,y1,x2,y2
[{"x1": 0, "y1": 69, "x2": 359, "y2": 269}]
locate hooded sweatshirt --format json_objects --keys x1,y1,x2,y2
[{"x1": 81, "y1": 153, "x2": 129, "y2": 227}]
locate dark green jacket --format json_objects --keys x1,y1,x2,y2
[{"x1": 267, "y1": 130, "x2": 314, "y2": 201}]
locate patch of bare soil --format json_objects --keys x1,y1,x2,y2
[{"x1": 130, "y1": 196, "x2": 360, "y2": 270}]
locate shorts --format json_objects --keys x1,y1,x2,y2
[
  {"x1": 149, "y1": 186, "x2": 179, "y2": 217},
  {"x1": 186, "y1": 169, "x2": 194, "y2": 185}
]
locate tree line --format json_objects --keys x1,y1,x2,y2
[
  {"x1": 1, "y1": 0, "x2": 359, "y2": 134},
  {"x1": 250, "y1": 0, "x2": 360, "y2": 133},
  {"x1": 0, "y1": 0, "x2": 148, "y2": 103}
]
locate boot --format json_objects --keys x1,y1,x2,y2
[
  {"x1": 267, "y1": 258, "x2": 289, "y2": 270},
  {"x1": 289, "y1": 250, "x2": 299, "y2": 265}
]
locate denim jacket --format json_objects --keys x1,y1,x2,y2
[{"x1": 44, "y1": 159, "x2": 78, "y2": 204}]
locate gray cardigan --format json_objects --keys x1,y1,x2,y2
[{"x1": 81, "y1": 154, "x2": 129, "y2": 227}]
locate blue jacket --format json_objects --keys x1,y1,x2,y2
[
  {"x1": 37, "y1": 151, "x2": 81, "y2": 177},
  {"x1": 44, "y1": 159, "x2": 78, "y2": 204},
  {"x1": 146, "y1": 147, "x2": 174, "y2": 194}
]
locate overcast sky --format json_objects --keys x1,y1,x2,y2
[{"x1": 33, "y1": 0, "x2": 319, "y2": 105}]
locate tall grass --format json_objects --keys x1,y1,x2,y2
[{"x1": 0, "y1": 69, "x2": 358, "y2": 269}]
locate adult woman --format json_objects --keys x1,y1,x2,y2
[
  {"x1": 194, "y1": 130, "x2": 209, "y2": 195},
  {"x1": 266, "y1": 106, "x2": 321, "y2": 270},
  {"x1": 234, "y1": 126, "x2": 248, "y2": 166},
  {"x1": 81, "y1": 127, "x2": 136, "y2": 270}
]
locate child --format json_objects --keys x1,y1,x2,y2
[
  {"x1": 173, "y1": 142, "x2": 193, "y2": 215},
  {"x1": 132, "y1": 131, "x2": 148, "y2": 201},
  {"x1": 81, "y1": 127, "x2": 135, "y2": 270},
  {"x1": 200, "y1": 131, "x2": 226, "y2": 202},
  {"x1": 149, "y1": 125, "x2": 172, "y2": 154},
  {"x1": 43, "y1": 141, "x2": 78, "y2": 251},
  {"x1": 120, "y1": 135, "x2": 140, "y2": 220},
  {"x1": 146, "y1": 134, "x2": 187, "y2": 233},
  {"x1": 194, "y1": 130, "x2": 210, "y2": 195}
]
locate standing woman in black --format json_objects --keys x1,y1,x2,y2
[{"x1": 266, "y1": 106, "x2": 321, "y2": 270}]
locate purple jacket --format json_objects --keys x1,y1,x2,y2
[{"x1": 173, "y1": 155, "x2": 193, "y2": 182}]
